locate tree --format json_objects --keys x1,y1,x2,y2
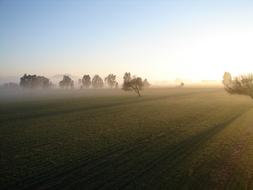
[
  {"x1": 122, "y1": 72, "x2": 144, "y2": 96},
  {"x1": 20, "y1": 74, "x2": 51, "y2": 88},
  {"x1": 123, "y1": 72, "x2": 131, "y2": 83},
  {"x1": 222, "y1": 72, "x2": 253, "y2": 99},
  {"x1": 92, "y1": 75, "x2": 104, "y2": 88},
  {"x1": 59, "y1": 75, "x2": 74, "y2": 89},
  {"x1": 82, "y1": 75, "x2": 91, "y2": 88},
  {"x1": 78, "y1": 79, "x2": 82, "y2": 89},
  {"x1": 143, "y1": 78, "x2": 151, "y2": 88},
  {"x1": 122, "y1": 72, "x2": 132, "y2": 91},
  {"x1": 105, "y1": 74, "x2": 117, "y2": 88}
]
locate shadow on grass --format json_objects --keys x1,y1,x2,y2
[{"x1": 7, "y1": 107, "x2": 250, "y2": 190}]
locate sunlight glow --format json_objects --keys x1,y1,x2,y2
[{"x1": 1, "y1": 0, "x2": 253, "y2": 83}]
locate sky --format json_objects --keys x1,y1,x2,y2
[{"x1": 1, "y1": 0, "x2": 253, "y2": 82}]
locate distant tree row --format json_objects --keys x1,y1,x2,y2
[
  {"x1": 223, "y1": 72, "x2": 253, "y2": 99},
  {"x1": 105, "y1": 74, "x2": 118, "y2": 88},
  {"x1": 59, "y1": 75, "x2": 74, "y2": 89},
  {"x1": 20, "y1": 74, "x2": 51, "y2": 88},
  {"x1": 78, "y1": 74, "x2": 118, "y2": 89},
  {"x1": 19, "y1": 73, "x2": 150, "y2": 96}
]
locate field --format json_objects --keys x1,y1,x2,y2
[{"x1": 1, "y1": 88, "x2": 253, "y2": 190}]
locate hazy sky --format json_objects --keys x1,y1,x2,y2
[{"x1": 1, "y1": 0, "x2": 253, "y2": 81}]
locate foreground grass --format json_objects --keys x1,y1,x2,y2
[{"x1": 1, "y1": 88, "x2": 253, "y2": 189}]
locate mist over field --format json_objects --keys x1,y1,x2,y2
[
  {"x1": 0, "y1": 88, "x2": 123, "y2": 103},
  {"x1": 2, "y1": 87, "x2": 253, "y2": 190},
  {"x1": 0, "y1": 85, "x2": 222, "y2": 104}
]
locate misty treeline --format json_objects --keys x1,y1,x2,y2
[
  {"x1": 13, "y1": 73, "x2": 150, "y2": 96},
  {"x1": 223, "y1": 72, "x2": 253, "y2": 99},
  {"x1": 20, "y1": 74, "x2": 52, "y2": 88}
]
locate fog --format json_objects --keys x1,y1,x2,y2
[
  {"x1": 0, "y1": 88, "x2": 129, "y2": 103},
  {"x1": 0, "y1": 85, "x2": 223, "y2": 106}
]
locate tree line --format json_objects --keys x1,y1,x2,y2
[{"x1": 18, "y1": 73, "x2": 150, "y2": 96}]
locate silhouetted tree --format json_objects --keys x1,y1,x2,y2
[
  {"x1": 180, "y1": 82, "x2": 184, "y2": 87},
  {"x1": 82, "y1": 75, "x2": 91, "y2": 88},
  {"x1": 223, "y1": 72, "x2": 253, "y2": 99},
  {"x1": 59, "y1": 75, "x2": 74, "y2": 89},
  {"x1": 105, "y1": 74, "x2": 117, "y2": 88},
  {"x1": 92, "y1": 75, "x2": 104, "y2": 88},
  {"x1": 122, "y1": 72, "x2": 144, "y2": 96},
  {"x1": 20, "y1": 74, "x2": 51, "y2": 88}
]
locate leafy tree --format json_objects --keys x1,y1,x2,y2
[
  {"x1": 105, "y1": 74, "x2": 117, "y2": 88},
  {"x1": 82, "y1": 75, "x2": 91, "y2": 88},
  {"x1": 59, "y1": 75, "x2": 74, "y2": 89},
  {"x1": 122, "y1": 72, "x2": 144, "y2": 96},
  {"x1": 222, "y1": 72, "x2": 253, "y2": 99},
  {"x1": 92, "y1": 75, "x2": 104, "y2": 88},
  {"x1": 20, "y1": 74, "x2": 51, "y2": 88}
]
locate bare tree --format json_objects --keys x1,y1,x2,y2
[
  {"x1": 92, "y1": 75, "x2": 104, "y2": 88},
  {"x1": 82, "y1": 75, "x2": 91, "y2": 88},
  {"x1": 105, "y1": 74, "x2": 117, "y2": 88},
  {"x1": 223, "y1": 72, "x2": 253, "y2": 99},
  {"x1": 122, "y1": 72, "x2": 144, "y2": 96},
  {"x1": 59, "y1": 75, "x2": 74, "y2": 89}
]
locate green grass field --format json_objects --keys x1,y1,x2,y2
[{"x1": 1, "y1": 88, "x2": 253, "y2": 190}]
